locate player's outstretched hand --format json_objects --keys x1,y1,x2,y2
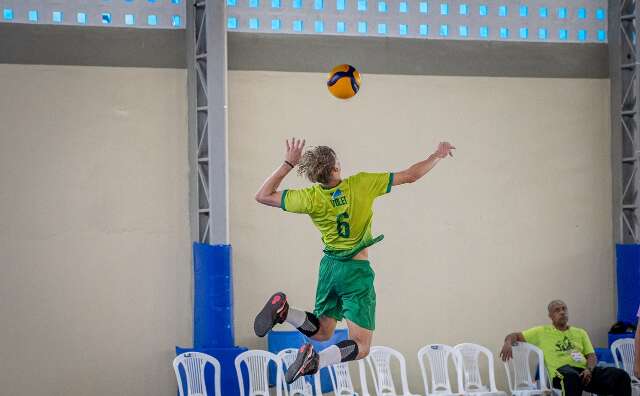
[
  {"x1": 434, "y1": 141, "x2": 455, "y2": 159},
  {"x1": 285, "y1": 138, "x2": 306, "y2": 166}
]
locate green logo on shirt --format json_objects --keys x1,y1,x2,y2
[{"x1": 555, "y1": 336, "x2": 575, "y2": 352}]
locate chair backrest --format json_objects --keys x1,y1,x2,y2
[
  {"x1": 453, "y1": 343, "x2": 498, "y2": 393},
  {"x1": 329, "y1": 362, "x2": 359, "y2": 396},
  {"x1": 417, "y1": 344, "x2": 462, "y2": 395},
  {"x1": 611, "y1": 338, "x2": 638, "y2": 380},
  {"x1": 278, "y1": 348, "x2": 322, "y2": 396},
  {"x1": 235, "y1": 350, "x2": 284, "y2": 396},
  {"x1": 503, "y1": 342, "x2": 549, "y2": 393},
  {"x1": 173, "y1": 352, "x2": 222, "y2": 396},
  {"x1": 365, "y1": 346, "x2": 412, "y2": 396}
]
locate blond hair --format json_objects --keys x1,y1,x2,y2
[{"x1": 297, "y1": 146, "x2": 336, "y2": 184}]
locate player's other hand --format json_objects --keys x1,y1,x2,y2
[
  {"x1": 285, "y1": 138, "x2": 305, "y2": 166},
  {"x1": 434, "y1": 141, "x2": 455, "y2": 159}
]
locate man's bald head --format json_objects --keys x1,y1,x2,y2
[
  {"x1": 547, "y1": 299, "x2": 569, "y2": 329},
  {"x1": 548, "y1": 299, "x2": 567, "y2": 313}
]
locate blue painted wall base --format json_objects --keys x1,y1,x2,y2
[
  {"x1": 594, "y1": 347, "x2": 614, "y2": 364},
  {"x1": 615, "y1": 244, "x2": 640, "y2": 324},
  {"x1": 175, "y1": 243, "x2": 247, "y2": 396},
  {"x1": 193, "y1": 243, "x2": 235, "y2": 348}
]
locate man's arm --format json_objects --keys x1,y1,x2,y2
[
  {"x1": 585, "y1": 353, "x2": 597, "y2": 371},
  {"x1": 500, "y1": 332, "x2": 526, "y2": 361},
  {"x1": 393, "y1": 141, "x2": 455, "y2": 186},
  {"x1": 255, "y1": 138, "x2": 305, "y2": 207},
  {"x1": 578, "y1": 353, "x2": 597, "y2": 385}
]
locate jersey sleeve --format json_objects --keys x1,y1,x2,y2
[
  {"x1": 281, "y1": 187, "x2": 314, "y2": 214},
  {"x1": 522, "y1": 326, "x2": 543, "y2": 346},
  {"x1": 352, "y1": 172, "x2": 394, "y2": 198},
  {"x1": 580, "y1": 329, "x2": 595, "y2": 356}
]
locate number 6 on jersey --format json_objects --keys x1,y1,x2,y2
[{"x1": 336, "y1": 212, "x2": 350, "y2": 238}]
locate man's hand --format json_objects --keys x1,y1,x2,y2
[
  {"x1": 434, "y1": 141, "x2": 456, "y2": 159},
  {"x1": 500, "y1": 342, "x2": 513, "y2": 361},
  {"x1": 286, "y1": 138, "x2": 305, "y2": 166},
  {"x1": 634, "y1": 362, "x2": 640, "y2": 380},
  {"x1": 579, "y1": 369, "x2": 592, "y2": 385}
]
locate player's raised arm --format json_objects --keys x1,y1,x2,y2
[
  {"x1": 393, "y1": 141, "x2": 455, "y2": 186},
  {"x1": 255, "y1": 138, "x2": 306, "y2": 207}
]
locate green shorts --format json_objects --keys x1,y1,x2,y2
[{"x1": 313, "y1": 255, "x2": 376, "y2": 331}]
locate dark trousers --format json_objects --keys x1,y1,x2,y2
[{"x1": 552, "y1": 365, "x2": 631, "y2": 396}]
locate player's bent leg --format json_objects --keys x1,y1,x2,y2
[
  {"x1": 310, "y1": 316, "x2": 337, "y2": 341},
  {"x1": 285, "y1": 317, "x2": 364, "y2": 384},
  {"x1": 346, "y1": 319, "x2": 373, "y2": 359},
  {"x1": 314, "y1": 319, "x2": 371, "y2": 375}
]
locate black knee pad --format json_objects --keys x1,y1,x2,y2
[
  {"x1": 337, "y1": 340, "x2": 359, "y2": 362},
  {"x1": 297, "y1": 311, "x2": 320, "y2": 337}
]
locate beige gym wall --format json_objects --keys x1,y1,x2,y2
[
  {"x1": 0, "y1": 63, "x2": 613, "y2": 395},
  {"x1": 229, "y1": 70, "x2": 613, "y2": 390},
  {"x1": 0, "y1": 64, "x2": 191, "y2": 396}
]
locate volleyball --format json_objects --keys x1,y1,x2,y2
[{"x1": 327, "y1": 64, "x2": 361, "y2": 99}]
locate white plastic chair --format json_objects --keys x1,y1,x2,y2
[
  {"x1": 417, "y1": 344, "x2": 463, "y2": 396},
  {"x1": 611, "y1": 338, "x2": 640, "y2": 395},
  {"x1": 365, "y1": 346, "x2": 420, "y2": 396},
  {"x1": 454, "y1": 343, "x2": 505, "y2": 396},
  {"x1": 502, "y1": 342, "x2": 550, "y2": 396},
  {"x1": 328, "y1": 360, "x2": 371, "y2": 396},
  {"x1": 611, "y1": 338, "x2": 639, "y2": 382},
  {"x1": 173, "y1": 352, "x2": 222, "y2": 396},
  {"x1": 235, "y1": 350, "x2": 286, "y2": 396},
  {"x1": 278, "y1": 348, "x2": 322, "y2": 396}
]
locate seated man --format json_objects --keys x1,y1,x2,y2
[{"x1": 500, "y1": 299, "x2": 631, "y2": 396}]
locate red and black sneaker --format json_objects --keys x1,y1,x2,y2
[
  {"x1": 285, "y1": 343, "x2": 319, "y2": 384},
  {"x1": 253, "y1": 292, "x2": 289, "y2": 337}
]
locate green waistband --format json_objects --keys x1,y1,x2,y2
[{"x1": 322, "y1": 234, "x2": 384, "y2": 261}]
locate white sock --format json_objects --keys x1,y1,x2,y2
[
  {"x1": 318, "y1": 345, "x2": 342, "y2": 369},
  {"x1": 285, "y1": 307, "x2": 306, "y2": 328}
]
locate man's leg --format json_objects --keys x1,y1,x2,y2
[
  {"x1": 254, "y1": 292, "x2": 322, "y2": 338},
  {"x1": 585, "y1": 367, "x2": 632, "y2": 396},
  {"x1": 345, "y1": 319, "x2": 372, "y2": 359},
  {"x1": 285, "y1": 256, "x2": 372, "y2": 384},
  {"x1": 292, "y1": 258, "x2": 376, "y2": 382},
  {"x1": 311, "y1": 316, "x2": 338, "y2": 341},
  {"x1": 314, "y1": 319, "x2": 371, "y2": 371},
  {"x1": 284, "y1": 318, "x2": 370, "y2": 384},
  {"x1": 552, "y1": 366, "x2": 584, "y2": 396}
]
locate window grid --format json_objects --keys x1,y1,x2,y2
[
  {"x1": 0, "y1": 0, "x2": 606, "y2": 40},
  {"x1": 0, "y1": 0, "x2": 185, "y2": 28}
]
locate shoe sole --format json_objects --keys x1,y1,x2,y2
[
  {"x1": 253, "y1": 292, "x2": 287, "y2": 337},
  {"x1": 285, "y1": 344, "x2": 314, "y2": 384}
]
